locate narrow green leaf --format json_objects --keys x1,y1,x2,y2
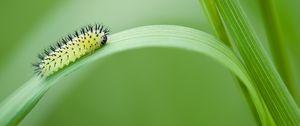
[
  {"x1": 203, "y1": 0, "x2": 300, "y2": 125},
  {"x1": 199, "y1": 0, "x2": 231, "y2": 47},
  {"x1": 259, "y1": 0, "x2": 297, "y2": 100},
  {"x1": 200, "y1": 1, "x2": 271, "y2": 125},
  {"x1": 0, "y1": 25, "x2": 266, "y2": 125}
]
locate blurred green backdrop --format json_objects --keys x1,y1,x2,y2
[{"x1": 0, "y1": 0, "x2": 299, "y2": 126}]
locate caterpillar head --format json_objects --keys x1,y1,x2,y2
[{"x1": 101, "y1": 34, "x2": 107, "y2": 45}]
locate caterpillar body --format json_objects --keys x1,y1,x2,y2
[{"x1": 33, "y1": 24, "x2": 109, "y2": 77}]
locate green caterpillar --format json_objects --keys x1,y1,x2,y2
[{"x1": 33, "y1": 24, "x2": 109, "y2": 77}]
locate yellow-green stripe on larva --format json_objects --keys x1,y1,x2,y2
[{"x1": 33, "y1": 24, "x2": 109, "y2": 77}]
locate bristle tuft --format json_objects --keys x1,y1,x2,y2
[{"x1": 34, "y1": 23, "x2": 109, "y2": 78}]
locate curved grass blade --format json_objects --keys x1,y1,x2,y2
[
  {"x1": 201, "y1": 0, "x2": 300, "y2": 125},
  {"x1": 0, "y1": 25, "x2": 266, "y2": 125}
]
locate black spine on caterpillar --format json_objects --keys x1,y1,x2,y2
[{"x1": 33, "y1": 24, "x2": 109, "y2": 77}]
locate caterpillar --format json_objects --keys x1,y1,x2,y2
[{"x1": 33, "y1": 24, "x2": 109, "y2": 77}]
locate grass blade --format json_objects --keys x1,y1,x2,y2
[
  {"x1": 0, "y1": 25, "x2": 266, "y2": 125},
  {"x1": 200, "y1": 1, "x2": 271, "y2": 125},
  {"x1": 202, "y1": 0, "x2": 300, "y2": 125},
  {"x1": 259, "y1": 0, "x2": 297, "y2": 100},
  {"x1": 199, "y1": 0, "x2": 231, "y2": 47}
]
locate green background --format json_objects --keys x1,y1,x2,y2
[{"x1": 0, "y1": 0, "x2": 299, "y2": 125}]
